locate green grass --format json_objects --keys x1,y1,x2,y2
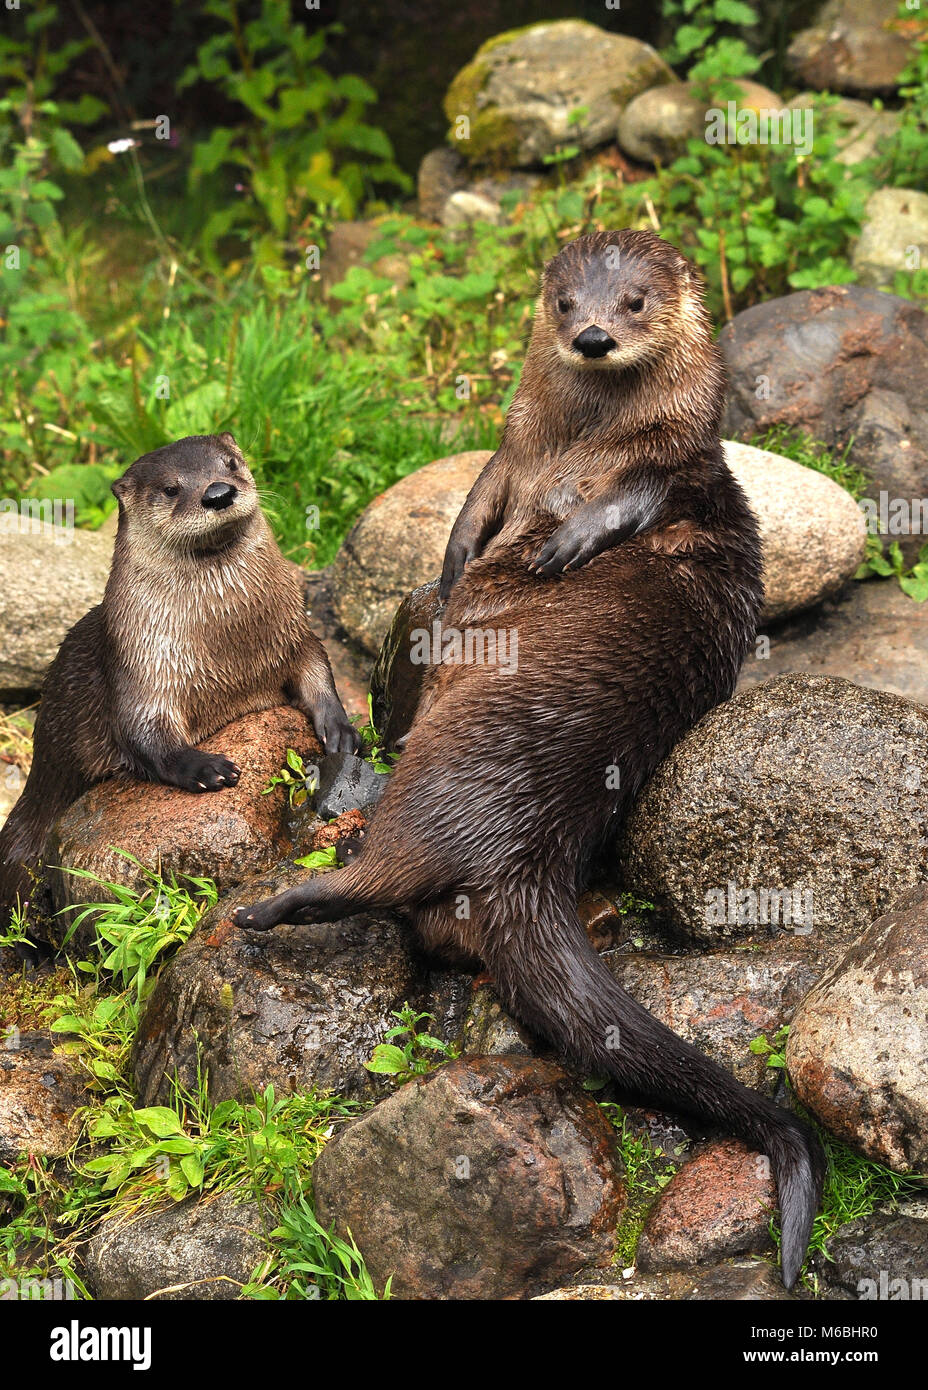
[
  {"x1": 748, "y1": 425, "x2": 870, "y2": 501},
  {"x1": 602, "y1": 1105, "x2": 684, "y2": 1269}
]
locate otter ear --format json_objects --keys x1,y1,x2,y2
[
  {"x1": 111, "y1": 475, "x2": 134, "y2": 503},
  {"x1": 218, "y1": 431, "x2": 237, "y2": 450}
]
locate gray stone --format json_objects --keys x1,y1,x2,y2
[
  {"x1": 313, "y1": 752, "x2": 390, "y2": 818},
  {"x1": 84, "y1": 1189, "x2": 264, "y2": 1300},
  {"x1": 787, "y1": 0, "x2": 915, "y2": 94},
  {"x1": 812, "y1": 1214, "x2": 928, "y2": 1299},
  {"x1": 853, "y1": 188, "x2": 928, "y2": 289},
  {"x1": 619, "y1": 674, "x2": 928, "y2": 944},
  {"x1": 787, "y1": 93, "x2": 901, "y2": 166},
  {"x1": 313, "y1": 1055, "x2": 624, "y2": 1300},
  {"x1": 787, "y1": 887, "x2": 928, "y2": 1172},
  {"x1": 0, "y1": 1030, "x2": 87, "y2": 1165},
  {"x1": 618, "y1": 80, "x2": 782, "y2": 165},
  {"x1": 0, "y1": 524, "x2": 112, "y2": 698},
  {"x1": 443, "y1": 20, "x2": 673, "y2": 167}
]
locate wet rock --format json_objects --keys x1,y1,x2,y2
[
  {"x1": 812, "y1": 1214, "x2": 928, "y2": 1299},
  {"x1": 535, "y1": 1260, "x2": 793, "y2": 1300},
  {"x1": 724, "y1": 441, "x2": 866, "y2": 621},
  {"x1": 443, "y1": 21, "x2": 673, "y2": 167},
  {"x1": 0, "y1": 1030, "x2": 87, "y2": 1165},
  {"x1": 0, "y1": 524, "x2": 112, "y2": 699},
  {"x1": 720, "y1": 286, "x2": 928, "y2": 559},
  {"x1": 617, "y1": 80, "x2": 782, "y2": 165},
  {"x1": 737, "y1": 577, "x2": 928, "y2": 710},
  {"x1": 313, "y1": 1055, "x2": 624, "y2": 1300},
  {"x1": 132, "y1": 864, "x2": 454, "y2": 1106},
  {"x1": 459, "y1": 982, "x2": 537, "y2": 1058},
  {"x1": 637, "y1": 1140, "x2": 776, "y2": 1271},
  {"x1": 313, "y1": 752, "x2": 390, "y2": 818},
  {"x1": 48, "y1": 707, "x2": 319, "y2": 939},
  {"x1": 787, "y1": 0, "x2": 915, "y2": 94},
  {"x1": 787, "y1": 93, "x2": 901, "y2": 166},
  {"x1": 619, "y1": 674, "x2": 928, "y2": 945},
  {"x1": 603, "y1": 937, "x2": 832, "y2": 1087},
  {"x1": 853, "y1": 188, "x2": 928, "y2": 290},
  {"x1": 84, "y1": 1189, "x2": 264, "y2": 1300},
  {"x1": 301, "y1": 567, "x2": 371, "y2": 722},
  {"x1": 332, "y1": 451, "x2": 489, "y2": 655},
  {"x1": 787, "y1": 887, "x2": 928, "y2": 1172},
  {"x1": 369, "y1": 580, "x2": 441, "y2": 749}
]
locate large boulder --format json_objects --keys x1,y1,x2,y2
[
  {"x1": 84, "y1": 1189, "x2": 264, "y2": 1300},
  {"x1": 852, "y1": 188, "x2": 928, "y2": 290},
  {"x1": 787, "y1": 887, "x2": 928, "y2": 1172},
  {"x1": 335, "y1": 444, "x2": 866, "y2": 655},
  {"x1": 617, "y1": 80, "x2": 782, "y2": 165},
  {"x1": 0, "y1": 523, "x2": 112, "y2": 699},
  {"x1": 132, "y1": 863, "x2": 467, "y2": 1107},
  {"x1": 47, "y1": 706, "x2": 320, "y2": 935},
  {"x1": 619, "y1": 674, "x2": 928, "y2": 945},
  {"x1": 443, "y1": 21, "x2": 673, "y2": 167},
  {"x1": 313, "y1": 1055, "x2": 624, "y2": 1300},
  {"x1": 787, "y1": 0, "x2": 915, "y2": 94},
  {"x1": 0, "y1": 1030, "x2": 87, "y2": 1165},
  {"x1": 720, "y1": 286, "x2": 928, "y2": 558}
]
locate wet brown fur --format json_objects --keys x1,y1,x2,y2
[{"x1": 236, "y1": 232, "x2": 824, "y2": 1288}]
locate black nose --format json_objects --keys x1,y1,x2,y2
[
  {"x1": 201, "y1": 481, "x2": 237, "y2": 511},
  {"x1": 572, "y1": 325, "x2": 616, "y2": 359}
]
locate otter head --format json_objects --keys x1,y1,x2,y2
[
  {"x1": 540, "y1": 229, "x2": 703, "y2": 373},
  {"x1": 112, "y1": 433, "x2": 260, "y2": 551}
]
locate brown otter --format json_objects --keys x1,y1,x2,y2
[
  {"x1": 0, "y1": 432, "x2": 357, "y2": 933},
  {"x1": 235, "y1": 231, "x2": 824, "y2": 1288}
]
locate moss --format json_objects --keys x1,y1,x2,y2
[{"x1": 0, "y1": 965, "x2": 70, "y2": 1033}]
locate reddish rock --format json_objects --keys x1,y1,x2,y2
[
  {"x1": 637, "y1": 1139, "x2": 776, "y2": 1271},
  {"x1": 47, "y1": 706, "x2": 320, "y2": 935},
  {"x1": 313, "y1": 1055, "x2": 625, "y2": 1300},
  {"x1": 0, "y1": 1030, "x2": 87, "y2": 1165}
]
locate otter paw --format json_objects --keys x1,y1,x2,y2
[
  {"x1": 234, "y1": 899, "x2": 283, "y2": 932},
  {"x1": 315, "y1": 700, "x2": 361, "y2": 755},
  {"x1": 173, "y1": 752, "x2": 241, "y2": 793}
]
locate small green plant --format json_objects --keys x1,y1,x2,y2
[
  {"x1": 292, "y1": 844, "x2": 339, "y2": 872},
  {"x1": 856, "y1": 537, "x2": 928, "y2": 602},
  {"x1": 749, "y1": 1023, "x2": 790, "y2": 1070},
  {"x1": 356, "y1": 693, "x2": 399, "y2": 774},
  {"x1": 602, "y1": 1105, "x2": 684, "y2": 1267},
  {"x1": 749, "y1": 426, "x2": 869, "y2": 500},
  {"x1": 263, "y1": 747, "x2": 318, "y2": 807},
  {"x1": 248, "y1": 1182, "x2": 389, "y2": 1300},
  {"x1": 364, "y1": 1003, "x2": 459, "y2": 1083},
  {"x1": 0, "y1": 899, "x2": 31, "y2": 952}
]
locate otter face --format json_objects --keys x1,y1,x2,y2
[
  {"x1": 112, "y1": 433, "x2": 260, "y2": 549},
  {"x1": 542, "y1": 230, "x2": 696, "y2": 373}
]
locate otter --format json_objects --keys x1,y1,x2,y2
[
  {"x1": 235, "y1": 231, "x2": 824, "y2": 1288},
  {"x1": 0, "y1": 433, "x2": 357, "y2": 933}
]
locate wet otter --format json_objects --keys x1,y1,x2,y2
[
  {"x1": 0, "y1": 433, "x2": 357, "y2": 932},
  {"x1": 235, "y1": 232, "x2": 824, "y2": 1288}
]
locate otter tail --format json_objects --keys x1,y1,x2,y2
[{"x1": 479, "y1": 889, "x2": 825, "y2": 1289}]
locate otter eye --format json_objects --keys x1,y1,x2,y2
[
  {"x1": 164, "y1": 485, "x2": 180, "y2": 499},
  {"x1": 628, "y1": 295, "x2": 645, "y2": 313},
  {"x1": 556, "y1": 296, "x2": 571, "y2": 314},
  {"x1": 226, "y1": 458, "x2": 238, "y2": 472}
]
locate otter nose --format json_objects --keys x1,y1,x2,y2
[
  {"x1": 573, "y1": 325, "x2": 616, "y2": 359},
  {"x1": 201, "y1": 481, "x2": 237, "y2": 511}
]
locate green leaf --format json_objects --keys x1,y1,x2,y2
[
  {"x1": 133, "y1": 1106, "x2": 185, "y2": 1137},
  {"x1": 713, "y1": 0, "x2": 758, "y2": 24},
  {"x1": 363, "y1": 1043, "x2": 408, "y2": 1075}
]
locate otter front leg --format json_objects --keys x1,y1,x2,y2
[
  {"x1": 116, "y1": 711, "x2": 240, "y2": 793},
  {"x1": 531, "y1": 472, "x2": 668, "y2": 577},
  {"x1": 440, "y1": 452, "x2": 510, "y2": 600},
  {"x1": 288, "y1": 633, "x2": 359, "y2": 754}
]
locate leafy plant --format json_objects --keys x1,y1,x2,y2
[
  {"x1": 856, "y1": 537, "x2": 928, "y2": 602},
  {"x1": 263, "y1": 747, "x2": 318, "y2": 808},
  {"x1": 248, "y1": 1182, "x2": 389, "y2": 1300},
  {"x1": 364, "y1": 1004, "x2": 459, "y2": 1083},
  {"x1": 749, "y1": 1023, "x2": 790, "y2": 1070}
]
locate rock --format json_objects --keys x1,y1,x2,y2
[
  {"x1": 535, "y1": 1260, "x2": 794, "y2": 1299},
  {"x1": 787, "y1": 0, "x2": 914, "y2": 94},
  {"x1": 812, "y1": 1214, "x2": 928, "y2": 1298},
  {"x1": 313, "y1": 1055, "x2": 623, "y2": 1300},
  {"x1": 617, "y1": 80, "x2": 782, "y2": 165},
  {"x1": 459, "y1": 982, "x2": 537, "y2": 1059},
  {"x1": 738, "y1": 577, "x2": 928, "y2": 710},
  {"x1": 319, "y1": 220, "x2": 410, "y2": 297},
  {"x1": 619, "y1": 674, "x2": 928, "y2": 944},
  {"x1": 852, "y1": 188, "x2": 928, "y2": 289},
  {"x1": 786, "y1": 93, "x2": 901, "y2": 166},
  {"x1": 0, "y1": 1030, "x2": 87, "y2": 1165},
  {"x1": 132, "y1": 864, "x2": 454, "y2": 1106},
  {"x1": 313, "y1": 752, "x2": 390, "y2": 818},
  {"x1": 787, "y1": 887, "x2": 928, "y2": 1172},
  {"x1": 417, "y1": 146, "x2": 467, "y2": 220},
  {"x1": 443, "y1": 21, "x2": 673, "y2": 167},
  {"x1": 441, "y1": 189, "x2": 505, "y2": 227},
  {"x1": 84, "y1": 1189, "x2": 264, "y2": 1300},
  {"x1": 723, "y1": 441, "x2": 866, "y2": 621},
  {"x1": 603, "y1": 937, "x2": 832, "y2": 1086},
  {"x1": 719, "y1": 286, "x2": 928, "y2": 560},
  {"x1": 301, "y1": 566, "x2": 373, "y2": 722},
  {"x1": 47, "y1": 707, "x2": 319, "y2": 938},
  {"x1": 0, "y1": 524, "x2": 112, "y2": 699},
  {"x1": 332, "y1": 450, "x2": 490, "y2": 654},
  {"x1": 369, "y1": 579, "x2": 441, "y2": 748},
  {"x1": 637, "y1": 1140, "x2": 776, "y2": 1271},
  {"x1": 336, "y1": 442, "x2": 867, "y2": 657}
]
